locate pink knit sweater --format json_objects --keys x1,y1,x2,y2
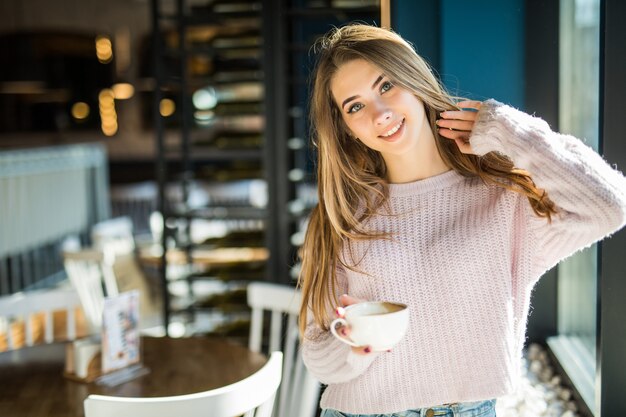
[{"x1": 301, "y1": 99, "x2": 626, "y2": 414}]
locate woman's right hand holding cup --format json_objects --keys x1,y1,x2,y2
[
  {"x1": 334, "y1": 294, "x2": 373, "y2": 355},
  {"x1": 332, "y1": 294, "x2": 409, "y2": 355}
]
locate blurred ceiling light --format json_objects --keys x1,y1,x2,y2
[
  {"x1": 95, "y1": 35, "x2": 113, "y2": 64},
  {"x1": 71, "y1": 102, "x2": 90, "y2": 120},
  {"x1": 101, "y1": 122, "x2": 118, "y2": 136},
  {"x1": 100, "y1": 109, "x2": 117, "y2": 119},
  {"x1": 101, "y1": 117, "x2": 118, "y2": 129},
  {"x1": 160, "y1": 98, "x2": 175, "y2": 117},
  {"x1": 112, "y1": 83, "x2": 135, "y2": 100},
  {"x1": 99, "y1": 88, "x2": 115, "y2": 100},
  {"x1": 192, "y1": 87, "x2": 217, "y2": 110}
]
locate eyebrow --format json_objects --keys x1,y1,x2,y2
[
  {"x1": 371, "y1": 74, "x2": 384, "y2": 90},
  {"x1": 340, "y1": 73, "x2": 385, "y2": 110}
]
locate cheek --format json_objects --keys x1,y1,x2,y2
[{"x1": 343, "y1": 116, "x2": 365, "y2": 136}]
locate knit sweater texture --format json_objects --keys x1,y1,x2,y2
[{"x1": 301, "y1": 99, "x2": 626, "y2": 414}]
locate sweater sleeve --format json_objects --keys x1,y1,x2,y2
[
  {"x1": 300, "y1": 264, "x2": 381, "y2": 384},
  {"x1": 469, "y1": 99, "x2": 626, "y2": 274}
]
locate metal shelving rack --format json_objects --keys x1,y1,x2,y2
[
  {"x1": 150, "y1": 0, "x2": 382, "y2": 335},
  {"x1": 151, "y1": 0, "x2": 270, "y2": 337}
]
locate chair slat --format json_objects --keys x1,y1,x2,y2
[
  {"x1": 269, "y1": 311, "x2": 281, "y2": 353},
  {"x1": 67, "y1": 308, "x2": 76, "y2": 340},
  {"x1": 278, "y1": 322, "x2": 298, "y2": 417},
  {"x1": 246, "y1": 282, "x2": 321, "y2": 417},
  {"x1": 7, "y1": 320, "x2": 16, "y2": 349},
  {"x1": 25, "y1": 317, "x2": 34, "y2": 346},
  {"x1": 249, "y1": 308, "x2": 263, "y2": 353},
  {"x1": 44, "y1": 311, "x2": 53, "y2": 343}
]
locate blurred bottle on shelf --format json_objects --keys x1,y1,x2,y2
[
  {"x1": 194, "y1": 133, "x2": 263, "y2": 149},
  {"x1": 196, "y1": 162, "x2": 263, "y2": 181},
  {"x1": 193, "y1": 82, "x2": 263, "y2": 107},
  {"x1": 194, "y1": 287, "x2": 248, "y2": 310},
  {"x1": 188, "y1": 48, "x2": 262, "y2": 77},
  {"x1": 306, "y1": 0, "x2": 379, "y2": 8},
  {"x1": 190, "y1": 0, "x2": 262, "y2": 15},
  {"x1": 202, "y1": 229, "x2": 265, "y2": 247}
]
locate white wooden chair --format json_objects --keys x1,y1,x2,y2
[
  {"x1": 247, "y1": 282, "x2": 320, "y2": 417},
  {"x1": 63, "y1": 249, "x2": 119, "y2": 333},
  {"x1": 0, "y1": 288, "x2": 83, "y2": 351},
  {"x1": 89, "y1": 216, "x2": 164, "y2": 333},
  {"x1": 84, "y1": 351, "x2": 283, "y2": 417}
]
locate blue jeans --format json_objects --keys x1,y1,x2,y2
[{"x1": 321, "y1": 399, "x2": 497, "y2": 417}]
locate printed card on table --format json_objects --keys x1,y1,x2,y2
[{"x1": 101, "y1": 290, "x2": 141, "y2": 373}]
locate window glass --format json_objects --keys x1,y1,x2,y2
[{"x1": 548, "y1": 0, "x2": 600, "y2": 412}]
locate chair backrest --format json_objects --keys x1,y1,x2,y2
[
  {"x1": 247, "y1": 282, "x2": 320, "y2": 417},
  {"x1": 63, "y1": 249, "x2": 119, "y2": 332},
  {"x1": 84, "y1": 351, "x2": 283, "y2": 417},
  {"x1": 91, "y1": 216, "x2": 136, "y2": 255},
  {"x1": 0, "y1": 288, "x2": 82, "y2": 351}
]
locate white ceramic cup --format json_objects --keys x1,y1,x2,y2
[{"x1": 330, "y1": 301, "x2": 409, "y2": 351}]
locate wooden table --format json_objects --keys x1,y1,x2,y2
[{"x1": 0, "y1": 336, "x2": 267, "y2": 417}]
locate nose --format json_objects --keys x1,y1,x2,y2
[{"x1": 374, "y1": 104, "x2": 392, "y2": 126}]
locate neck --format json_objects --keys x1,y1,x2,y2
[{"x1": 384, "y1": 125, "x2": 450, "y2": 184}]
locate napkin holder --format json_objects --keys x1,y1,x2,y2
[{"x1": 64, "y1": 337, "x2": 103, "y2": 382}]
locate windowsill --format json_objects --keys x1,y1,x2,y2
[{"x1": 546, "y1": 335, "x2": 596, "y2": 416}]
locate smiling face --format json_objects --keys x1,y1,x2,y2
[{"x1": 330, "y1": 58, "x2": 433, "y2": 163}]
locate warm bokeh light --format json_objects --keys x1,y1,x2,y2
[
  {"x1": 101, "y1": 121, "x2": 118, "y2": 136},
  {"x1": 101, "y1": 118, "x2": 118, "y2": 129},
  {"x1": 160, "y1": 98, "x2": 176, "y2": 117},
  {"x1": 71, "y1": 102, "x2": 90, "y2": 120},
  {"x1": 95, "y1": 35, "x2": 113, "y2": 63},
  {"x1": 99, "y1": 88, "x2": 117, "y2": 136},
  {"x1": 112, "y1": 83, "x2": 135, "y2": 100},
  {"x1": 98, "y1": 89, "x2": 115, "y2": 101}
]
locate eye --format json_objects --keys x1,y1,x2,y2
[
  {"x1": 348, "y1": 102, "x2": 364, "y2": 114},
  {"x1": 380, "y1": 81, "x2": 393, "y2": 93}
]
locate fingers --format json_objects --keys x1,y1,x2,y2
[
  {"x1": 337, "y1": 325, "x2": 372, "y2": 355},
  {"x1": 439, "y1": 110, "x2": 478, "y2": 122},
  {"x1": 455, "y1": 100, "x2": 482, "y2": 110},
  {"x1": 437, "y1": 101, "x2": 482, "y2": 155},
  {"x1": 438, "y1": 127, "x2": 473, "y2": 154},
  {"x1": 351, "y1": 345, "x2": 373, "y2": 355},
  {"x1": 333, "y1": 303, "x2": 372, "y2": 355},
  {"x1": 436, "y1": 119, "x2": 474, "y2": 132},
  {"x1": 333, "y1": 322, "x2": 371, "y2": 354},
  {"x1": 335, "y1": 323, "x2": 351, "y2": 338},
  {"x1": 332, "y1": 306, "x2": 391, "y2": 356},
  {"x1": 339, "y1": 294, "x2": 363, "y2": 307}
]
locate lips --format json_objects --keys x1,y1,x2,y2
[{"x1": 378, "y1": 118, "x2": 405, "y2": 141}]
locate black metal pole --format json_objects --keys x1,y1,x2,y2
[{"x1": 151, "y1": 0, "x2": 170, "y2": 336}]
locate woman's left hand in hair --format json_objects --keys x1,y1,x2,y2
[{"x1": 436, "y1": 100, "x2": 482, "y2": 154}]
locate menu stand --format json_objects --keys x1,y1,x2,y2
[{"x1": 63, "y1": 290, "x2": 149, "y2": 386}]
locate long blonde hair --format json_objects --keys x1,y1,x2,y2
[{"x1": 298, "y1": 24, "x2": 556, "y2": 335}]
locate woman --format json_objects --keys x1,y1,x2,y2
[{"x1": 298, "y1": 24, "x2": 626, "y2": 416}]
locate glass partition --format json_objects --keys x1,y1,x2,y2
[{"x1": 547, "y1": 0, "x2": 600, "y2": 412}]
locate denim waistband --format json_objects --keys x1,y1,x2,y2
[
  {"x1": 321, "y1": 398, "x2": 496, "y2": 417},
  {"x1": 415, "y1": 398, "x2": 496, "y2": 416}
]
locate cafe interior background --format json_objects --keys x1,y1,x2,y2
[{"x1": 0, "y1": 0, "x2": 624, "y2": 416}]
